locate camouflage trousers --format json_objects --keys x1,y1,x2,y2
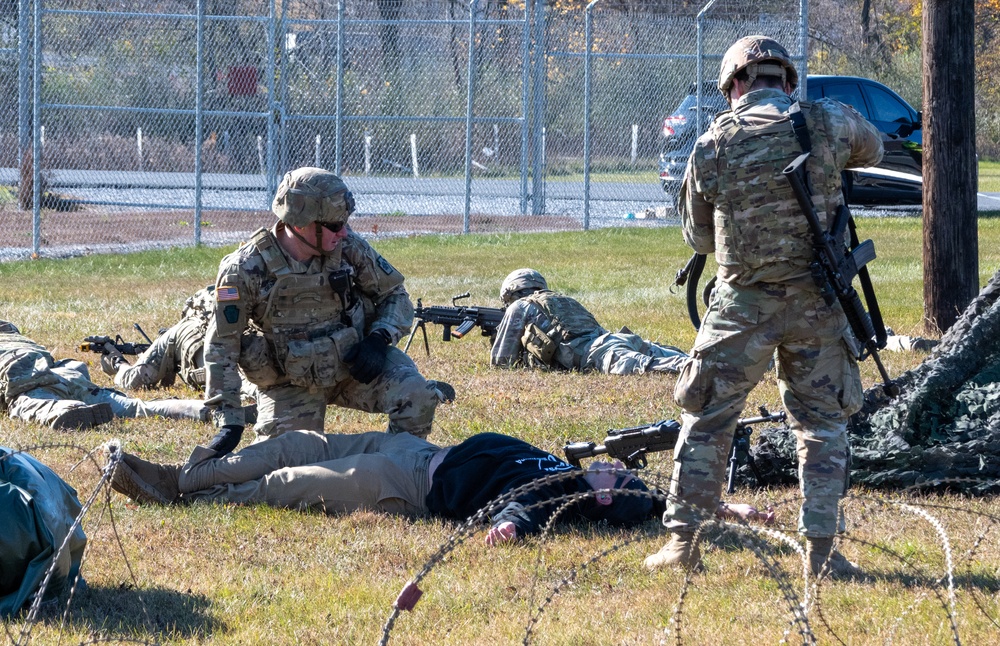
[
  {"x1": 586, "y1": 332, "x2": 688, "y2": 375},
  {"x1": 252, "y1": 346, "x2": 442, "y2": 440},
  {"x1": 180, "y1": 430, "x2": 438, "y2": 515},
  {"x1": 666, "y1": 281, "x2": 862, "y2": 537},
  {"x1": 8, "y1": 360, "x2": 208, "y2": 427}
]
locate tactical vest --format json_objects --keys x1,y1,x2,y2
[
  {"x1": 524, "y1": 291, "x2": 603, "y2": 346},
  {"x1": 172, "y1": 315, "x2": 207, "y2": 388},
  {"x1": 245, "y1": 229, "x2": 365, "y2": 390},
  {"x1": 0, "y1": 333, "x2": 60, "y2": 411},
  {"x1": 710, "y1": 100, "x2": 840, "y2": 273},
  {"x1": 172, "y1": 286, "x2": 216, "y2": 387}
]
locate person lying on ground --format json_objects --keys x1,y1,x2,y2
[
  {"x1": 105, "y1": 429, "x2": 773, "y2": 545},
  {"x1": 491, "y1": 268, "x2": 688, "y2": 374},
  {"x1": 0, "y1": 320, "x2": 218, "y2": 429}
]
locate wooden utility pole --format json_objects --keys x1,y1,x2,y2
[{"x1": 922, "y1": 0, "x2": 979, "y2": 335}]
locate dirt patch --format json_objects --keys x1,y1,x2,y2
[{"x1": 0, "y1": 207, "x2": 593, "y2": 259}]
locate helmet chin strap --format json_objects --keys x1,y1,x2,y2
[{"x1": 285, "y1": 222, "x2": 327, "y2": 257}]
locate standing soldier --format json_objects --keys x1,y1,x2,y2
[
  {"x1": 201, "y1": 167, "x2": 452, "y2": 457},
  {"x1": 643, "y1": 36, "x2": 883, "y2": 577},
  {"x1": 491, "y1": 268, "x2": 687, "y2": 374}
]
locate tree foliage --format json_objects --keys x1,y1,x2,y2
[{"x1": 809, "y1": 0, "x2": 1000, "y2": 159}]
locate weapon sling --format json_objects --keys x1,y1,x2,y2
[{"x1": 784, "y1": 106, "x2": 897, "y2": 396}]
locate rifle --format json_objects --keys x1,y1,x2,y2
[
  {"x1": 782, "y1": 152, "x2": 898, "y2": 397},
  {"x1": 79, "y1": 323, "x2": 154, "y2": 356},
  {"x1": 403, "y1": 292, "x2": 506, "y2": 356},
  {"x1": 563, "y1": 407, "x2": 787, "y2": 492}
]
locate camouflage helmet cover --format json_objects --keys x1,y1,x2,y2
[
  {"x1": 271, "y1": 167, "x2": 356, "y2": 227},
  {"x1": 500, "y1": 268, "x2": 548, "y2": 305},
  {"x1": 718, "y1": 35, "x2": 798, "y2": 98}
]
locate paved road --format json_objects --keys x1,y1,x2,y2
[{"x1": 2, "y1": 168, "x2": 998, "y2": 215}]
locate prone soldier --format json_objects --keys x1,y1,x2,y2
[
  {"x1": 91, "y1": 286, "x2": 259, "y2": 404},
  {"x1": 0, "y1": 320, "x2": 211, "y2": 429},
  {"x1": 491, "y1": 268, "x2": 688, "y2": 374}
]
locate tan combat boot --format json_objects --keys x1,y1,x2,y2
[
  {"x1": 806, "y1": 537, "x2": 862, "y2": 579},
  {"x1": 107, "y1": 449, "x2": 181, "y2": 505},
  {"x1": 644, "y1": 532, "x2": 702, "y2": 571}
]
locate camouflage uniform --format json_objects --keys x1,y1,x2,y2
[
  {"x1": 204, "y1": 224, "x2": 441, "y2": 439},
  {"x1": 109, "y1": 287, "x2": 259, "y2": 402},
  {"x1": 491, "y1": 290, "x2": 687, "y2": 374},
  {"x1": 666, "y1": 82, "x2": 883, "y2": 538},
  {"x1": 0, "y1": 320, "x2": 209, "y2": 428}
]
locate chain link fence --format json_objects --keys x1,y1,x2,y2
[{"x1": 0, "y1": 0, "x2": 804, "y2": 259}]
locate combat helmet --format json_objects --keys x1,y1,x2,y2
[
  {"x1": 500, "y1": 268, "x2": 548, "y2": 306},
  {"x1": 271, "y1": 167, "x2": 356, "y2": 228},
  {"x1": 718, "y1": 35, "x2": 798, "y2": 103}
]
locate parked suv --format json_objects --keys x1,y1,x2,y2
[{"x1": 658, "y1": 75, "x2": 923, "y2": 205}]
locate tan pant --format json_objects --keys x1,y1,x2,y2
[{"x1": 180, "y1": 430, "x2": 439, "y2": 515}]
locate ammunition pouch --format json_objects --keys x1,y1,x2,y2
[
  {"x1": 521, "y1": 322, "x2": 557, "y2": 366},
  {"x1": 280, "y1": 325, "x2": 359, "y2": 390},
  {"x1": 238, "y1": 331, "x2": 282, "y2": 388}
]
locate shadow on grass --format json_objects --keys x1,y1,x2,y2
[{"x1": 21, "y1": 582, "x2": 221, "y2": 642}]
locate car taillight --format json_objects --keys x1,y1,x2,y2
[{"x1": 662, "y1": 115, "x2": 687, "y2": 138}]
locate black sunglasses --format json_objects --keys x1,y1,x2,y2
[{"x1": 321, "y1": 222, "x2": 345, "y2": 234}]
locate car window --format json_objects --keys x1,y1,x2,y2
[
  {"x1": 866, "y1": 85, "x2": 914, "y2": 123},
  {"x1": 818, "y1": 83, "x2": 870, "y2": 119}
]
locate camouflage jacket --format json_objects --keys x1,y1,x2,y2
[
  {"x1": 204, "y1": 223, "x2": 414, "y2": 427},
  {"x1": 0, "y1": 325, "x2": 59, "y2": 410},
  {"x1": 490, "y1": 291, "x2": 606, "y2": 370},
  {"x1": 679, "y1": 88, "x2": 883, "y2": 286}
]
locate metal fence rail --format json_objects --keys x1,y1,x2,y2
[{"x1": 0, "y1": 0, "x2": 804, "y2": 259}]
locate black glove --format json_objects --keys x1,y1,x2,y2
[
  {"x1": 344, "y1": 330, "x2": 391, "y2": 384},
  {"x1": 206, "y1": 424, "x2": 244, "y2": 457}
]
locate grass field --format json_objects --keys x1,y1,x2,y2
[{"x1": 3, "y1": 219, "x2": 1000, "y2": 645}]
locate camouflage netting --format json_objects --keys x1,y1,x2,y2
[{"x1": 745, "y1": 267, "x2": 1000, "y2": 493}]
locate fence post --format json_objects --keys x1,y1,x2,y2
[
  {"x1": 519, "y1": 1, "x2": 531, "y2": 215},
  {"x1": 17, "y1": 0, "x2": 31, "y2": 212},
  {"x1": 315, "y1": 134, "x2": 322, "y2": 167},
  {"x1": 31, "y1": 0, "x2": 41, "y2": 257},
  {"x1": 335, "y1": 0, "x2": 345, "y2": 175},
  {"x1": 583, "y1": 0, "x2": 601, "y2": 231},
  {"x1": 137, "y1": 127, "x2": 143, "y2": 171},
  {"x1": 463, "y1": 0, "x2": 478, "y2": 234},
  {"x1": 530, "y1": 0, "x2": 546, "y2": 215},
  {"x1": 631, "y1": 124, "x2": 638, "y2": 165},
  {"x1": 194, "y1": 0, "x2": 205, "y2": 246},
  {"x1": 364, "y1": 130, "x2": 372, "y2": 175},
  {"x1": 410, "y1": 134, "x2": 419, "y2": 178}
]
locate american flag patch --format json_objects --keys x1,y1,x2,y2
[{"x1": 216, "y1": 286, "x2": 240, "y2": 302}]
